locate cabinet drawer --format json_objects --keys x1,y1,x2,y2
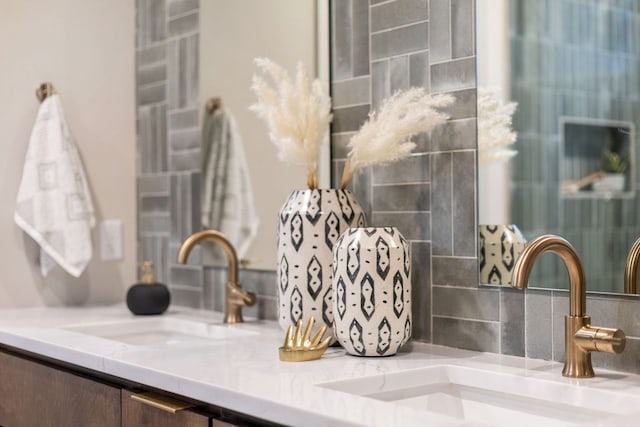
[{"x1": 122, "y1": 390, "x2": 239, "y2": 427}]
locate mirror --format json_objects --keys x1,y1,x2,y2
[
  {"x1": 199, "y1": 1, "x2": 329, "y2": 270},
  {"x1": 477, "y1": 0, "x2": 640, "y2": 294}
]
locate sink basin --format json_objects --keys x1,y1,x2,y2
[
  {"x1": 64, "y1": 317, "x2": 256, "y2": 346},
  {"x1": 319, "y1": 365, "x2": 640, "y2": 426}
]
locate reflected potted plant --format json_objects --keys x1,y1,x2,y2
[{"x1": 593, "y1": 148, "x2": 627, "y2": 192}]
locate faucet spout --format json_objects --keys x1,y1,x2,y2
[
  {"x1": 178, "y1": 229, "x2": 256, "y2": 324},
  {"x1": 511, "y1": 234, "x2": 625, "y2": 378},
  {"x1": 624, "y1": 237, "x2": 640, "y2": 294},
  {"x1": 511, "y1": 235, "x2": 586, "y2": 316}
]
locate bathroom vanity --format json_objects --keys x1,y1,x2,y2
[{"x1": 1, "y1": 305, "x2": 640, "y2": 427}]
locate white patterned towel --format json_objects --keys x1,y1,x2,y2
[
  {"x1": 201, "y1": 108, "x2": 258, "y2": 259},
  {"x1": 14, "y1": 94, "x2": 96, "y2": 277}
]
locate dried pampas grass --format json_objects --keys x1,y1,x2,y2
[
  {"x1": 477, "y1": 87, "x2": 518, "y2": 165},
  {"x1": 250, "y1": 58, "x2": 332, "y2": 189},
  {"x1": 341, "y1": 88, "x2": 453, "y2": 189}
]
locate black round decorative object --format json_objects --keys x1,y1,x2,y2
[{"x1": 126, "y1": 261, "x2": 170, "y2": 315}]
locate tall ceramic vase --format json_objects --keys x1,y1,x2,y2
[
  {"x1": 277, "y1": 189, "x2": 366, "y2": 338},
  {"x1": 332, "y1": 227, "x2": 412, "y2": 356}
]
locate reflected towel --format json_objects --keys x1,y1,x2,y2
[
  {"x1": 201, "y1": 108, "x2": 258, "y2": 259},
  {"x1": 14, "y1": 94, "x2": 96, "y2": 277}
]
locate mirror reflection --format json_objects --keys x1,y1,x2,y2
[
  {"x1": 477, "y1": 0, "x2": 640, "y2": 294},
  {"x1": 199, "y1": 0, "x2": 326, "y2": 270}
]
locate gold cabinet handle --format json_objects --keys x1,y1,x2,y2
[{"x1": 131, "y1": 391, "x2": 195, "y2": 414}]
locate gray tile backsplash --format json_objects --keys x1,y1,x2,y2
[
  {"x1": 332, "y1": 105, "x2": 371, "y2": 133},
  {"x1": 390, "y1": 56, "x2": 410, "y2": 92},
  {"x1": 430, "y1": 57, "x2": 476, "y2": 92},
  {"x1": 371, "y1": 0, "x2": 428, "y2": 33},
  {"x1": 136, "y1": 0, "x2": 209, "y2": 311},
  {"x1": 451, "y1": 0, "x2": 474, "y2": 58},
  {"x1": 524, "y1": 289, "x2": 553, "y2": 360},
  {"x1": 409, "y1": 51, "x2": 430, "y2": 88},
  {"x1": 332, "y1": 77, "x2": 370, "y2": 107},
  {"x1": 351, "y1": 0, "x2": 370, "y2": 77},
  {"x1": 167, "y1": 11, "x2": 198, "y2": 37},
  {"x1": 331, "y1": 0, "x2": 353, "y2": 80},
  {"x1": 331, "y1": 0, "x2": 478, "y2": 344},
  {"x1": 500, "y1": 288, "x2": 525, "y2": 357},
  {"x1": 372, "y1": 212, "x2": 430, "y2": 241},
  {"x1": 373, "y1": 154, "x2": 430, "y2": 184},
  {"x1": 411, "y1": 241, "x2": 432, "y2": 341},
  {"x1": 134, "y1": 0, "x2": 640, "y2": 375},
  {"x1": 429, "y1": 0, "x2": 452, "y2": 63},
  {"x1": 432, "y1": 316, "x2": 500, "y2": 353},
  {"x1": 371, "y1": 22, "x2": 429, "y2": 60},
  {"x1": 432, "y1": 286, "x2": 500, "y2": 321},
  {"x1": 373, "y1": 183, "x2": 430, "y2": 212}
]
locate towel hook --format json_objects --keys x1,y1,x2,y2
[
  {"x1": 36, "y1": 82, "x2": 56, "y2": 103},
  {"x1": 206, "y1": 97, "x2": 222, "y2": 114}
]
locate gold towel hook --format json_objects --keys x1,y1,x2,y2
[
  {"x1": 36, "y1": 82, "x2": 56, "y2": 103},
  {"x1": 206, "y1": 97, "x2": 222, "y2": 114}
]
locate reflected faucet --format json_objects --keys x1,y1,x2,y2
[
  {"x1": 178, "y1": 230, "x2": 256, "y2": 324},
  {"x1": 624, "y1": 237, "x2": 640, "y2": 294},
  {"x1": 511, "y1": 235, "x2": 625, "y2": 378}
]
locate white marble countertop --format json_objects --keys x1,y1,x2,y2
[{"x1": 0, "y1": 305, "x2": 639, "y2": 427}]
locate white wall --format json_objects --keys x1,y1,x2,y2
[
  {"x1": 200, "y1": 0, "x2": 317, "y2": 270},
  {"x1": 0, "y1": 0, "x2": 136, "y2": 308}
]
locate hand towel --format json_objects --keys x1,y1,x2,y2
[
  {"x1": 14, "y1": 94, "x2": 96, "y2": 277},
  {"x1": 201, "y1": 108, "x2": 259, "y2": 259}
]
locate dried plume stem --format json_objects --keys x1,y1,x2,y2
[{"x1": 340, "y1": 160, "x2": 353, "y2": 190}]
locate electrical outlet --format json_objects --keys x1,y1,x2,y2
[{"x1": 100, "y1": 220, "x2": 123, "y2": 261}]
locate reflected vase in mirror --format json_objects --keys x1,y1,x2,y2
[
  {"x1": 479, "y1": 224, "x2": 527, "y2": 286},
  {"x1": 332, "y1": 227, "x2": 412, "y2": 356},
  {"x1": 277, "y1": 189, "x2": 366, "y2": 339}
]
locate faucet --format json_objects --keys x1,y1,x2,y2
[
  {"x1": 624, "y1": 237, "x2": 640, "y2": 294},
  {"x1": 511, "y1": 235, "x2": 625, "y2": 378},
  {"x1": 178, "y1": 230, "x2": 256, "y2": 324}
]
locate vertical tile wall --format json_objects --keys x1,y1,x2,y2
[
  {"x1": 330, "y1": 0, "x2": 480, "y2": 343},
  {"x1": 136, "y1": 0, "x2": 204, "y2": 307}
]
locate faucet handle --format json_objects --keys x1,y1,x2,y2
[
  {"x1": 575, "y1": 325, "x2": 626, "y2": 354},
  {"x1": 226, "y1": 282, "x2": 257, "y2": 307}
]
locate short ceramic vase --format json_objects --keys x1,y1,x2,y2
[
  {"x1": 479, "y1": 224, "x2": 527, "y2": 285},
  {"x1": 332, "y1": 227, "x2": 412, "y2": 356},
  {"x1": 277, "y1": 189, "x2": 366, "y2": 338}
]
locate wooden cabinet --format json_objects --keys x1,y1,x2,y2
[
  {"x1": 0, "y1": 351, "x2": 120, "y2": 427},
  {"x1": 0, "y1": 349, "x2": 264, "y2": 427}
]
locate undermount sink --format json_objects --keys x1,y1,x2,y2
[
  {"x1": 64, "y1": 317, "x2": 257, "y2": 346},
  {"x1": 319, "y1": 365, "x2": 640, "y2": 426}
]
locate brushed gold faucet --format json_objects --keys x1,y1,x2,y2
[
  {"x1": 624, "y1": 237, "x2": 640, "y2": 294},
  {"x1": 511, "y1": 235, "x2": 625, "y2": 378},
  {"x1": 178, "y1": 230, "x2": 257, "y2": 324}
]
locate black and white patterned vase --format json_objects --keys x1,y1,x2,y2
[
  {"x1": 332, "y1": 227, "x2": 412, "y2": 356},
  {"x1": 479, "y1": 224, "x2": 527, "y2": 285},
  {"x1": 277, "y1": 189, "x2": 366, "y2": 338}
]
